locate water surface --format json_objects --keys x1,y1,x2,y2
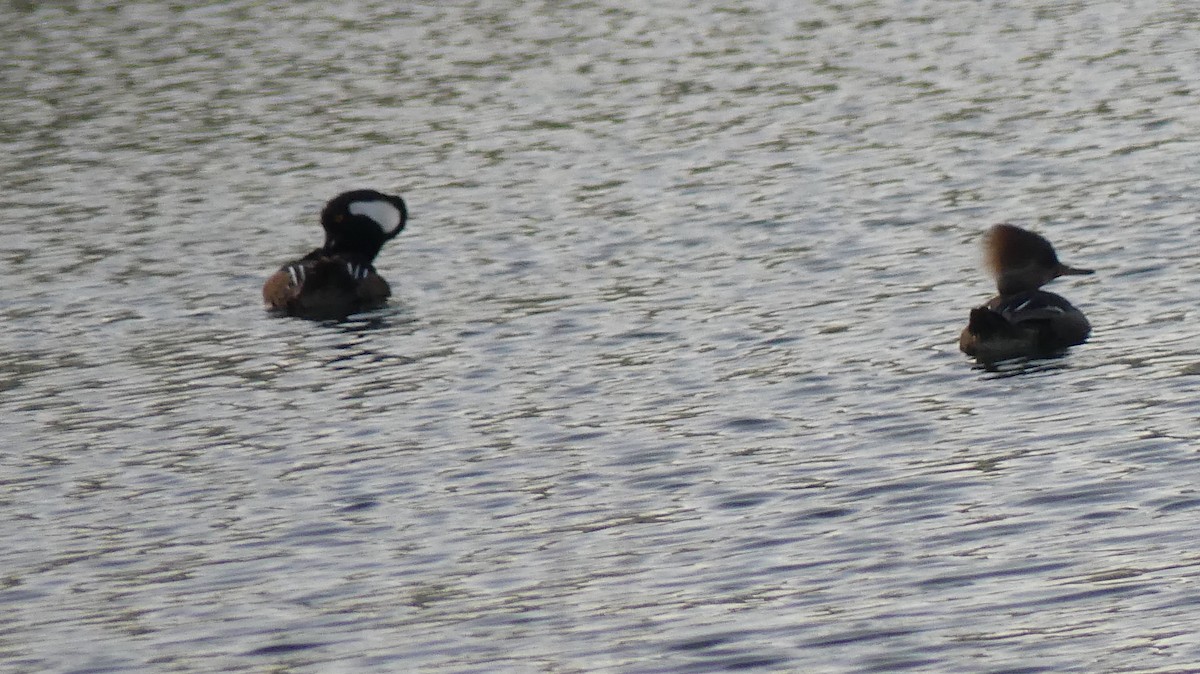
[{"x1": 4, "y1": 1, "x2": 1200, "y2": 672}]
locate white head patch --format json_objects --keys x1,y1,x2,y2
[{"x1": 348, "y1": 200, "x2": 402, "y2": 232}]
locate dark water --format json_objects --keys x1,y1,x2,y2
[{"x1": 4, "y1": 1, "x2": 1200, "y2": 672}]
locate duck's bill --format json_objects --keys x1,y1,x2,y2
[{"x1": 1058, "y1": 264, "x2": 1094, "y2": 276}]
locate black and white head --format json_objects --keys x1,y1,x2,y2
[{"x1": 320, "y1": 189, "x2": 408, "y2": 263}]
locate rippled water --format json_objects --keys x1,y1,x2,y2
[{"x1": 4, "y1": 1, "x2": 1200, "y2": 672}]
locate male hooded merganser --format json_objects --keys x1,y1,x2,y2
[
  {"x1": 263, "y1": 189, "x2": 407, "y2": 320},
  {"x1": 959, "y1": 224, "x2": 1094, "y2": 361}
]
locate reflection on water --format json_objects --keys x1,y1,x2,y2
[
  {"x1": 973, "y1": 352, "x2": 1073, "y2": 378},
  {"x1": 4, "y1": 0, "x2": 1200, "y2": 671}
]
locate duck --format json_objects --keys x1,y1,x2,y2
[
  {"x1": 959, "y1": 223, "x2": 1094, "y2": 361},
  {"x1": 263, "y1": 189, "x2": 407, "y2": 320}
]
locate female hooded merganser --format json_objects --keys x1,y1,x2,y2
[
  {"x1": 959, "y1": 224, "x2": 1094, "y2": 361},
  {"x1": 263, "y1": 189, "x2": 407, "y2": 320}
]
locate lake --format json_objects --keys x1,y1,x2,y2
[{"x1": 4, "y1": 1, "x2": 1200, "y2": 672}]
